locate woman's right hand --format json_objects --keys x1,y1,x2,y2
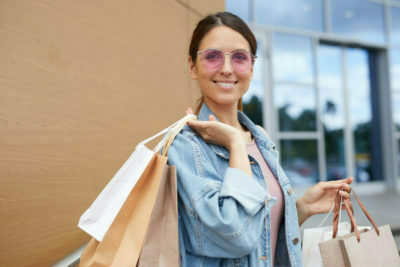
[
  {"x1": 185, "y1": 107, "x2": 252, "y2": 177},
  {"x1": 187, "y1": 114, "x2": 243, "y2": 151}
]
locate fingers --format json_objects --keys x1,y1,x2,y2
[
  {"x1": 187, "y1": 119, "x2": 205, "y2": 129},
  {"x1": 341, "y1": 176, "x2": 353, "y2": 185},
  {"x1": 185, "y1": 107, "x2": 194, "y2": 115},
  {"x1": 319, "y1": 181, "x2": 348, "y2": 192},
  {"x1": 187, "y1": 115, "x2": 218, "y2": 130},
  {"x1": 320, "y1": 177, "x2": 352, "y2": 193},
  {"x1": 187, "y1": 119, "x2": 219, "y2": 134},
  {"x1": 336, "y1": 177, "x2": 352, "y2": 193},
  {"x1": 338, "y1": 190, "x2": 350, "y2": 200}
]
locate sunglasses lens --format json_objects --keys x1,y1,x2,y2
[
  {"x1": 231, "y1": 51, "x2": 252, "y2": 73},
  {"x1": 200, "y1": 49, "x2": 224, "y2": 71}
]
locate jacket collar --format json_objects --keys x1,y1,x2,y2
[{"x1": 197, "y1": 102, "x2": 277, "y2": 159}]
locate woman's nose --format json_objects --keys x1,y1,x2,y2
[{"x1": 219, "y1": 54, "x2": 233, "y2": 75}]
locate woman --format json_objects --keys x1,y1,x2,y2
[{"x1": 167, "y1": 12, "x2": 352, "y2": 267}]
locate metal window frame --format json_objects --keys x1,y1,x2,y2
[
  {"x1": 249, "y1": 29, "x2": 272, "y2": 135},
  {"x1": 313, "y1": 37, "x2": 327, "y2": 182},
  {"x1": 387, "y1": 2, "x2": 400, "y2": 186}
]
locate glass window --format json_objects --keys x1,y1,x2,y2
[
  {"x1": 390, "y1": 7, "x2": 400, "y2": 45},
  {"x1": 274, "y1": 84, "x2": 317, "y2": 131},
  {"x1": 225, "y1": 0, "x2": 250, "y2": 22},
  {"x1": 393, "y1": 92, "x2": 400, "y2": 132},
  {"x1": 254, "y1": 0, "x2": 324, "y2": 32},
  {"x1": 318, "y1": 45, "x2": 347, "y2": 180},
  {"x1": 243, "y1": 39, "x2": 264, "y2": 126},
  {"x1": 346, "y1": 48, "x2": 373, "y2": 182},
  {"x1": 280, "y1": 139, "x2": 319, "y2": 186},
  {"x1": 331, "y1": 0, "x2": 386, "y2": 44},
  {"x1": 273, "y1": 34, "x2": 314, "y2": 84},
  {"x1": 391, "y1": 49, "x2": 400, "y2": 90}
]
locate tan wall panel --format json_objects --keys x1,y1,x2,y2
[
  {"x1": 186, "y1": 0, "x2": 225, "y2": 17},
  {"x1": 0, "y1": 0, "x2": 224, "y2": 266}
]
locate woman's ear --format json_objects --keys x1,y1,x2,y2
[{"x1": 188, "y1": 56, "x2": 198, "y2": 80}]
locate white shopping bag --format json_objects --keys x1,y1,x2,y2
[
  {"x1": 78, "y1": 114, "x2": 195, "y2": 242},
  {"x1": 302, "y1": 199, "x2": 370, "y2": 267},
  {"x1": 303, "y1": 222, "x2": 353, "y2": 267}
]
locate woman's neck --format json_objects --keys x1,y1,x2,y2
[{"x1": 203, "y1": 98, "x2": 243, "y2": 131}]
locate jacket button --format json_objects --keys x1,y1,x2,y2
[
  {"x1": 259, "y1": 256, "x2": 267, "y2": 261},
  {"x1": 293, "y1": 237, "x2": 299, "y2": 245},
  {"x1": 288, "y1": 188, "x2": 293, "y2": 195}
]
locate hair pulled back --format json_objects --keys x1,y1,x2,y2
[{"x1": 189, "y1": 12, "x2": 257, "y2": 114}]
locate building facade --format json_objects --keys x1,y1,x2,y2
[{"x1": 227, "y1": 0, "x2": 400, "y2": 194}]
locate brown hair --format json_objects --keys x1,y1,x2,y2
[{"x1": 189, "y1": 12, "x2": 257, "y2": 114}]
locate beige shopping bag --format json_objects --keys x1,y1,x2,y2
[
  {"x1": 319, "y1": 228, "x2": 369, "y2": 267},
  {"x1": 340, "y1": 224, "x2": 400, "y2": 267},
  {"x1": 319, "y1": 191, "x2": 400, "y2": 267},
  {"x1": 137, "y1": 165, "x2": 179, "y2": 266}
]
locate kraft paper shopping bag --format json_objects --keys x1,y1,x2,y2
[
  {"x1": 137, "y1": 165, "x2": 179, "y2": 266},
  {"x1": 340, "y1": 224, "x2": 400, "y2": 267},
  {"x1": 319, "y1": 191, "x2": 400, "y2": 267}
]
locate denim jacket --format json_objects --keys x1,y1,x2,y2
[{"x1": 167, "y1": 103, "x2": 302, "y2": 267}]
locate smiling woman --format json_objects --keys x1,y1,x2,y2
[
  {"x1": 167, "y1": 11, "x2": 353, "y2": 267},
  {"x1": 189, "y1": 25, "x2": 254, "y2": 113}
]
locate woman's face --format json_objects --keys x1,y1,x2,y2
[{"x1": 189, "y1": 26, "x2": 253, "y2": 108}]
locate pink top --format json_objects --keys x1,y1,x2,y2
[{"x1": 246, "y1": 140, "x2": 284, "y2": 263}]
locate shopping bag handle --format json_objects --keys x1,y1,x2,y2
[
  {"x1": 332, "y1": 190, "x2": 380, "y2": 242},
  {"x1": 161, "y1": 115, "x2": 196, "y2": 156},
  {"x1": 136, "y1": 114, "x2": 196, "y2": 152}
]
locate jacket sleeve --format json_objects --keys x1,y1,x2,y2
[{"x1": 167, "y1": 130, "x2": 273, "y2": 258}]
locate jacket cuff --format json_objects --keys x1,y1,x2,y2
[{"x1": 219, "y1": 167, "x2": 271, "y2": 215}]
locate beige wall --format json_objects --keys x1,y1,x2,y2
[{"x1": 0, "y1": 0, "x2": 224, "y2": 265}]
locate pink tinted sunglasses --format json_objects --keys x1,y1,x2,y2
[{"x1": 197, "y1": 48, "x2": 257, "y2": 73}]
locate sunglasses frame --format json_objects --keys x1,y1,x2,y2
[{"x1": 197, "y1": 48, "x2": 257, "y2": 73}]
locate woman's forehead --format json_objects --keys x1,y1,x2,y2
[{"x1": 198, "y1": 26, "x2": 251, "y2": 52}]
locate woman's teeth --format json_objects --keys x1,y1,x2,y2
[{"x1": 216, "y1": 82, "x2": 235, "y2": 87}]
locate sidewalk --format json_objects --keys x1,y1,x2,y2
[{"x1": 300, "y1": 192, "x2": 400, "y2": 250}]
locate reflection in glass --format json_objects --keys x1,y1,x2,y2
[
  {"x1": 225, "y1": 0, "x2": 250, "y2": 22},
  {"x1": 391, "y1": 7, "x2": 400, "y2": 45},
  {"x1": 318, "y1": 45, "x2": 346, "y2": 180},
  {"x1": 273, "y1": 34, "x2": 314, "y2": 83},
  {"x1": 331, "y1": 0, "x2": 386, "y2": 44},
  {"x1": 280, "y1": 140, "x2": 319, "y2": 186},
  {"x1": 274, "y1": 84, "x2": 316, "y2": 131},
  {"x1": 254, "y1": 0, "x2": 324, "y2": 32},
  {"x1": 243, "y1": 40, "x2": 264, "y2": 126},
  {"x1": 393, "y1": 92, "x2": 400, "y2": 132},
  {"x1": 347, "y1": 48, "x2": 373, "y2": 182},
  {"x1": 391, "y1": 49, "x2": 400, "y2": 89}
]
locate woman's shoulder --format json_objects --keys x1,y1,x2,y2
[
  {"x1": 168, "y1": 125, "x2": 204, "y2": 154},
  {"x1": 256, "y1": 125, "x2": 271, "y2": 139},
  {"x1": 168, "y1": 124, "x2": 217, "y2": 162}
]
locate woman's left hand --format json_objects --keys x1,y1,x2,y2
[{"x1": 296, "y1": 177, "x2": 353, "y2": 226}]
